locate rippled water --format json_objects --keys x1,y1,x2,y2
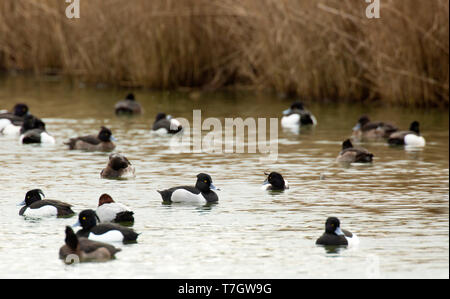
[{"x1": 0, "y1": 75, "x2": 448, "y2": 278}]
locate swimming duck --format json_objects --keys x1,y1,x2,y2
[
  {"x1": 59, "y1": 226, "x2": 121, "y2": 264},
  {"x1": 158, "y1": 173, "x2": 219, "y2": 203},
  {"x1": 0, "y1": 103, "x2": 30, "y2": 135},
  {"x1": 151, "y1": 113, "x2": 182, "y2": 134},
  {"x1": 281, "y1": 102, "x2": 317, "y2": 127},
  {"x1": 352, "y1": 115, "x2": 398, "y2": 140},
  {"x1": 316, "y1": 217, "x2": 358, "y2": 246},
  {"x1": 18, "y1": 189, "x2": 75, "y2": 217},
  {"x1": 100, "y1": 153, "x2": 135, "y2": 179},
  {"x1": 114, "y1": 93, "x2": 143, "y2": 115},
  {"x1": 336, "y1": 139, "x2": 373, "y2": 163},
  {"x1": 19, "y1": 115, "x2": 55, "y2": 144},
  {"x1": 261, "y1": 172, "x2": 289, "y2": 191},
  {"x1": 387, "y1": 121, "x2": 426, "y2": 147},
  {"x1": 96, "y1": 193, "x2": 134, "y2": 223},
  {"x1": 65, "y1": 126, "x2": 116, "y2": 151},
  {"x1": 73, "y1": 209, "x2": 139, "y2": 243}
]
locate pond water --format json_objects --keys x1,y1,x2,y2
[{"x1": 0, "y1": 74, "x2": 448, "y2": 278}]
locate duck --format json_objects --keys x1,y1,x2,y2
[
  {"x1": 96, "y1": 193, "x2": 134, "y2": 224},
  {"x1": 59, "y1": 226, "x2": 121, "y2": 264},
  {"x1": 281, "y1": 101, "x2": 317, "y2": 127},
  {"x1": 100, "y1": 153, "x2": 136, "y2": 179},
  {"x1": 352, "y1": 115, "x2": 398, "y2": 140},
  {"x1": 19, "y1": 115, "x2": 55, "y2": 144},
  {"x1": 151, "y1": 113, "x2": 183, "y2": 134},
  {"x1": 65, "y1": 126, "x2": 116, "y2": 151},
  {"x1": 18, "y1": 189, "x2": 75, "y2": 217},
  {"x1": 158, "y1": 173, "x2": 219, "y2": 203},
  {"x1": 387, "y1": 121, "x2": 426, "y2": 147},
  {"x1": 73, "y1": 209, "x2": 139, "y2": 244},
  {"x1": 261, "y1": 172, "x2": 289, "y2": 191},
  {"x1": 336, "y1": 139, "x2": 373, "y2": 163},
  {"x1": 315, "y1": 217, "x2": 358, "y2": 246},
  {"x1": 114, "y1": 93, "x2": 143, "y2": 115},
  {"x1": 0, "y1": 103, "x2": 30, "y2": 135}
]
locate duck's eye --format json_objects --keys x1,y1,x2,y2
[
  {"x1": 331, "y1": 223, "x2": 334, "y2": 227},
  {"x1": 82, "y1": 217, "x2": 86, "y2": 220},
  {"x1": 204, "y1": 180, "x2": 208, "y2": 183},
  {"x1": 27, "y1": 196, "x2": 29, "y2": 199}
]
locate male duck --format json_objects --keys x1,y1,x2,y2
[
  {"x1": 158, "y1": 173, "x2": 219, "y2": 203},
  {"x1": 281, "y1": 102, "x2": 317, "y2": 127},
  {"x1": 0, "y1": 103, "x2": 30, "y2": 136},
  {"x1": 73, "y1": 209, "x2": 139, "y2": 244},
  {"x1": 316, "y1": 217, "x2": 358, "y2": 246},
  {"x1": 59, "y1": 226, "x2": 121, "y2": 264},
  {"x1": 352, "y1": 115, "x2": 398, "y2": 140},
  {"x1": 261, "y1": 172, "x2": 289, "y2": 191},
  {"x1": 336, "y1": 139, "x2": 373, "y2": 163},
  {"x1": 18, "y1": 189, "x2": 75, "y2": 217},
  {"x1": 100, "y1": 153, "x2": 136, "y2": 179},
  {"x1": 96, "y1": 193, "x2": 134, "y2": 223},
  {"x1": 19, "y1": 115, "x2": 55, "y2": 144},
  {"x1": 152, "y1": 113, "x2": 183, "y2": 134},
  {"x1": 388, "y1": 121, "x2": 426, "y2": 147},
  {"x1": 114, "y1": 93, "x2": 143, "y2": 115},
  {"x1": 65, "y1": 126, "x2": 116, "y2": 151}
]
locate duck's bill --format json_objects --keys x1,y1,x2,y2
[
  {"x1": 17, "y1": 200, "x2": 25, "y2": 206},
  {"x1": 282, "y1": 108, "x2": 292, "y2": 115},
  {"x1": 262, "y1": 179, "x2": 270, "y2": 186},
  {"x1": 166, "y1": 115, "x2": 172, "y2": 120},
  {"x1": 72, "y1": 221, "x2": 81, "y2": 228},
  {"x1": 210, "y1": 183, "x2": 220, "y2": 191},
  {"x1": 335, "y1": 227, "x2": 344, "y2": 236},
  {"x1": 110, "y1": 136, "x2": 118, "y2": 142},
  {"x1": 352, "y1": 123, "x2": 361, "y2": 131}
]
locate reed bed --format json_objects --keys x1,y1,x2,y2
[{"x1": 0, "y1": 0, "x2": 448, "y2": 106}]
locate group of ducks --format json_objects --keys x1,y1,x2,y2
[{"x1": 1, "y1": 93, "x2": 427, "y2": 263}]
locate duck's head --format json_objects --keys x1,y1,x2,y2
[
  {"x1": 409, "y1": 121, "x2": 420, "y2": 134},
  {"x1": 283, "y1": 101, "x2": 305, "y2": 115},
  {"x1": 263, "y1": 171, "x2": 286, "y2": 190},
  {"x1": 195, "y1": 173, "x2": 219, "y2": 193},
  {"x1": 20, "y1": 115, "x2": 46, "y2": 134},
  {"x1": 325, "y1": 217, "x2": 344, "y2": 235},
  {"x1": 342, "y1": 139, "x2": 353, "y2": 150},
  {"x1": 98, "y1": 193, "x2": 115, "y2": 207},
  {"x1": 108, "y1": 153, "x2": 131, "y2": 171},
  {"x1": 155, "y1": 113, "x2": 167, "y2": 122},
  {"x1": 18, "y1": 189, "x2": 45, "y2": 206},
  {"x1": 98, "y1": 126, "x2": 116, "y2": 142},
  {"x1": 13, "y1": 103, "x2": 29, "y2": 117},
  {"x1": 353, "y1": 115, "x2": 370, "y2": 131},
  {"x1": 125, "y1": 93, "x2": 135, "y2": 101},
  {"x1": 73, "y1": 209, "x2": 100, "y2": 230}
]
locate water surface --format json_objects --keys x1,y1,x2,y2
[{"x1": 0, "y1": 75, "x2": 448, "y2": 278}]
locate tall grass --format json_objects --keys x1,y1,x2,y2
[{"x1": 0, "y1": 0, "x2": 448, "y2": 106}]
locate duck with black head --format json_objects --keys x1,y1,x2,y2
[
  {"x1": 18, "y1": 189, "x2": 75, "y2": 218},
  {"x1": 281, "y1": 101, "x2": 317, "y2": 128},
  {"x1": 261, "y1": 172, "x2": 289, "y2": 191},
  {"x1": 316, "y1": 217, "x2": 358, "y2": 246},
  {"x1": 0, "y1": 103, "x2": 30, "y2": 136},
  {"x1": 114, "y1": 93, "x2": 143, "y2": 115},
  {"x1": 336, "y1": 139, "x2": 373, "y2": 163},
  {"x1": 65, "y1": 126, "x2": 117, "y2": 151},
  {"x1": 100, "y1": 153, "x2": 136, "y2": 179},
  {"x1": 19, "y1": 115, "x2": 55, "y2": 144},
  {"x1": 352, "y1": 115, "x2": 398, "y2": 140},
  {"x1": 73, "y1": 209, "x2": 139, "y2": 244},
  {"x1": 59, "y1": 226, "x2": 121, "y2": 264},
  {"x1": 151, "y1": 113, "x2": 183, "y2": 135},
  {"x1": 96, "y1": 193, "x2": 134, "y2": 224},
  {"x1": 158, "y1": 173, "x2": 219, "y2": 204},
  {"x1": 388, "y1": 121, "x2": 426, "y2": 147}
]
